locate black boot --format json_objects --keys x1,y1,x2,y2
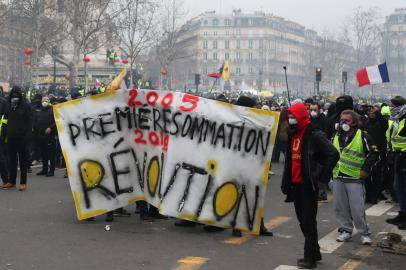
[
  {"x1": 259, "y1": 218, "x2": 273, "y2": 236},
  {"x1": 174, "y1": 220, "x2": 196, "y2": 227},
  {"x1": 297, "y1": 258, "x2": 316, "y2": 269},
  {"x1": 398, "y1": 221, "x2": 406, "y2": 230},
  {"x1": 386, "y1": 211, "x2": 406, "y2": 225}
]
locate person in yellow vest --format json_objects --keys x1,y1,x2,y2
[
  {"x1": 332, "y1": 110, "x2": 379, "y2": 245},
  {"x1": 386, "y1": 96, "x2": 406, "y2": 230},
  {"x1": 0, "y1": 86, "x2": 9, "y2": 185}
]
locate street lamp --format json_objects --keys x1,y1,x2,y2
[
  {"x1": 83, "y1": 55, "x2": 91, "y2": 93},
  {"x1": 51, "y1": 46, "x2": 58, "y2": 86}
]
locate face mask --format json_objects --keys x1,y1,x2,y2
[
  {"x1": 42, "y1": 102, "x2": 49, "y2": 108},
  {"x1": 341, "y1": 123, "x2": 350, "y2": 132},
  {"x1": 288, "y1": 118, "x2": 298, "y2": 125},
  {"x1": 11, "y1": 97, "x2": 20, "y2": 104},
  {"x1": 310, "y1": 111, "x2": 318, "y2": 118}
]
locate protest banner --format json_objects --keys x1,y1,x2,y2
[{"x1": 54, "y1": 89, "x2": 279, "y2": 234}]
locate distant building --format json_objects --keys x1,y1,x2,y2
[
  {"x1": 383, "y1": 8, "x2": 406, "y2": 95},
  {"x1": 167, "y1": 10, "x2": 355, "y2": 95}
]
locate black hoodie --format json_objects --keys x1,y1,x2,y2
[
  {"x1": 325, "y1": 95, "x2": 354, "y2": 139},
  {"x1": 7, "y1": 86, "x2": 32, "y2": 140}
]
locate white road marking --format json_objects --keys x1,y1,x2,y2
[
  {"x1": 365, "y1": 201, "x2": 394, "y2": 217},
  {"x1": 273, "y1": 265, "x2": 299, "y2": 270},
  {"x1": 319, "y1": 201, "x2": 387, "y2": 254}
]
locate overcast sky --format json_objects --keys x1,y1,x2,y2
[{"x1": 183, "y1": 0, "x2": 406, "y2": 33}]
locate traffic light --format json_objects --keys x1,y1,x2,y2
[
  {"x1": 195, "y1": 74, "x2": 201, "y2": 86},
  {"x1": 342, "y1": 71, "x2": 348, "y2": 83},
  {"x1": 316, "y1": 67, "x2": 322, "y2": 82}
]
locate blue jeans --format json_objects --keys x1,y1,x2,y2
[{"x1": 394, "y1": 163, "x2": 406, "y2": 212}]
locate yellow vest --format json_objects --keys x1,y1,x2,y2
[
  {"x1": 391, "y1": 119, "x2": 406, "y2": 152},
  {"x1": 333, "y1": 129, "x2": 366, "y2": 179}
]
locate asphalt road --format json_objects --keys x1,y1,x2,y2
[{"x1": 0, "y1": 163, "x2": 404, "y2": 270}]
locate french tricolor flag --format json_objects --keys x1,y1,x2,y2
[{"x1": 356, "y1": 62, "x2": 390, "y2": 87}]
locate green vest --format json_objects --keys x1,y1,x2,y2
[
  {"x1": 78, "y1": 89, "x2": 85, "y2": 96},
  {"x1": 391, "y1": 119, "x2": 406, "y2": 152},
  {"x1": 0, "y1": 115, "x2": 7, "y2": 134},
  {"x1": 99, "y1": 86, "x2": 106, "y2": 93},
  {"x1": 386, "y1": 120, "x2": 393, "y2": 149},
  {"x1": 333, "y1": 129, "x2": 366, "y2": 179}
]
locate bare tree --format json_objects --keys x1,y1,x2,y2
[
  {"x1": 155, "y1": 0, "x2": 189, "y2": 89},
  {"x1": 51, "y1": 0, "x2": 118, "y2": 88},
  {"x1": 113, "y1": 0, "x2": 158, "y2": 87},
  {"x1": 9, "y1": 0, "x2": 62, "y2": 85},
  {"x1": 344, "y1": 6, "x2": 382, "y2": 69}
]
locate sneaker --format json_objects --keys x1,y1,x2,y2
[
  {"x1": 361, "y1": 235, "x2": 372, "y2": 245},
  {"x1": 336, "y1": 231, "x2": 352, "y2": 242}
]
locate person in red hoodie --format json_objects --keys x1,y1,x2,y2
[{"x1": 281, "y1": 102, "x2": 339, "y2": 269}]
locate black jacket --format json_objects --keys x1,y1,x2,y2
[
  {"x1": 281, "y1": 126, "x2": 340, "y2": 202},
  {"x1": 7, "y1": 88, "x2": 32, "y2": 140},
  {"x1": 311, "y1": 113, "x2": 326, "y2": 132},
  {"x1": 365, "y1": 112, "x2": 388, "y2": 154},
  {"x1": 0, "y1": 96, "x2": 8, "y2": 140},
  {"x1": 33, "y1": 106, "x2": 56, "y2": 139}
]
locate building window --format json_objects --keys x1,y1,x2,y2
[
  {"x1": 236, "y1": 52, "x2": 241, "y2": 60},
  {"x1": 249, "y1": 67, "x2": 254, "y2": 74},
  {"x1": 237, "y1": 40, "x2": 241, "y2": 49},
  {"x1": 248, "y1": 19, "x2": 253, "y2": 26},
  {"x1": 204, "y1": 53, "x2": 208, "y2": 60},
  {"x1": 204, "y1": 20, "x2": 208, "y2": 26},
  {"x1": 225, "y1": 40, "x2": 230, "y2": 49},
  {"x1": 236, "y1": 67, "x2": 241, "y2": 74},
  {"x1": 225, "y1": 52, "x2": 230, "y2": 60},
  {"x1": 259, "y1": 40, "x2": 263, "y2": 49},
  {"x1": 226, "y1": 31, "x2": 230, "y2": 36},
  {"x1": 213, "y1": 19, "x2": 219, "y2": 26},
  {"x1": 249, "y1": 52, "x2": 253, "y2": 60},
  {"x1": 249, "y1": 40, "x2": 253, "y2": 49},
  {"x1": 203, "y1": 40, "x2": 208, "y2": 49},
  {"x1": 236, "y1": 29, "x2": 241, "y2": 35},
  {"x1": 203, "y1": 32, "x2": 207, "y2": 36},
  {"x1": 214, "y1": 31, "x2": 217, "y2": 36},
  {"x1": 213, "y1": 40, "x2": 218, "y2": 49},
  {"x1": 213, "y1": 53, "x2": 218, "y2": 60},
  {"x1": 225, "y1": 19, "x2": 232, "y2": 26}
]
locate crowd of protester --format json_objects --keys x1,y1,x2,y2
[{"x1": 0, "y1": 84, "x2": 405, "y2": 269}]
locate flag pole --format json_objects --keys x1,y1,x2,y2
[
  {"x1": 283, "y1": 66, "x2": 291, "y2": 106},
  {"x1": 210, "y1": 77, "x2": 218, "y2": 92},
  {"x1": 371, "y1": 84, "x2": 374, "y2": 103}
]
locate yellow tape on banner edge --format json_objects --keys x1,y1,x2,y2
[
  {"x1": 73, "y1": 191, "x2": 107, "y2": 220},
  {"x1": 54, "y1": 98, "x2": 81, "y2": 110},
  {"x1": 63, "y1": 150, "x2": 72, "y2": 177},
  {"x1": 262, "y1": 160, "x2": 271, "y2": 187},
  {"x1": 89, "y1": 90, "x2": 118, "y2": 101}
]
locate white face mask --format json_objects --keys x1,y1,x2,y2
[
  {"x1": 11, "y1": 97, "x2": 20, "y2": 104},
  {"x1": 341, "y1": 123, "x2": 350, "y2": 132},
  {"x1": 288, "y1": 118, "x2": 298, "y2": 125},
  {"x1": 310, "y1": 111, "x2": 318, "y2": 118},
  {"x1": 42, "y1": 102, "x2": 49, "y2": 108}
]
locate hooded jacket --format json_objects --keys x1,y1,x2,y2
[
  {"x1": 7, "y1": 87, "x2": 32, "y2": 140},
  {"x1": 325, "y1": 96, "x2": 353, "y2": 139},
  {"x1": 34, "y1": 105, "x2": 56, "y2": 139},
  {"x1": 282, "y1": 103, "x2": 339, "y2": 202}
]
